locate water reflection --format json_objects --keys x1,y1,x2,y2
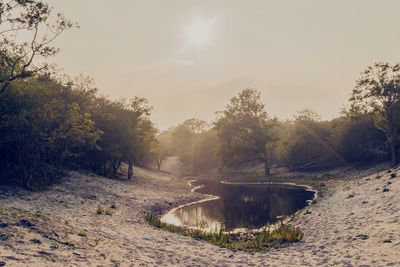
[{"x1": 162, "y1": 181, "x2": 315, "y2": 232}]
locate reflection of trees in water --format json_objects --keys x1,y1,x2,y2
[
  {"x1": 172, "y1": 182, "x2": 314, "y2": 231},
  {"x1": 173, "y1": 201, "x2": 225, "y2": 233}
]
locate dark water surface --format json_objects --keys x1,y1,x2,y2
[{"x1": 162, "y1": 180, "x2": 315, "y2": 233}]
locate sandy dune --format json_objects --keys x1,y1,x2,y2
[{"x1": 0, "y1": 167, "x2": 399, "y2": 266}]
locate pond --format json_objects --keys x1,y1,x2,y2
[{"x1": 161, "y1": 180, "x2": 316, "y2": 233}]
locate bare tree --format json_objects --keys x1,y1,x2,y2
[{"x1": 0, "y1": 0, "x2": 77, "y2": 93}]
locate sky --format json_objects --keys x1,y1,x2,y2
[{"x1": 46, "y1": 0, "x2": 400, "y2": 130}]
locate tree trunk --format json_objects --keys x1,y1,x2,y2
[
  {"x1": 128, "y1": 161, "x2": 133, "y2": 180},
  {"x1": 264, "y1": 160, "x2": 270, "y2": 177},
  {"x1": 157, "y1": 157, "x2": 161, "y2": 171}
]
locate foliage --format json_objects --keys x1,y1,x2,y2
[
  {"x1": 96, "y1": 205, "x2": 112, "y2": 216},
  {"x1": 0, "y1": 73, "x2": 156, "y2": 189},
  {"x1": 275, "y1": 109, "x2": 341, "y2": 170},
  {"x1": 0, "y1": 0, "x2": 77, "y2": 93},
  {"x1": 162, "y1": 87, "x2": 391, "y2": 175},
  {"x1": 350, "y1": 62, "x2": 400, "y2": 165},
  {"x1": 215, "y1": 89, "x2": 276, "y2": 176},
  {"x1": 145, "y1": 213, "x2": 303, "y2": 251},
  {"x1": 150, "y1": 130, "x2": 173, "y2": 171},
  {"x1": 169, "y1": 118, "x2": 217, "y2": 175}
]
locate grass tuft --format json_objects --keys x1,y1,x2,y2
[
  {"x1": 145, "y1": 213, "x2": 303, "y2": 251},
  {"x1": 0, "y1": 205, "x2": 6, "y2": 214},
  {"x1": 34, "y1": 208, "x2": 44, "y2": 218},
  {"x1": 78, "y1": 229, "x2": 87, "y2": 237},
  {"x1": 96, "y1": 205, "x2": 112, "y2": 216}
]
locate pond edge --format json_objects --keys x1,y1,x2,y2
[{"x1": 160, "y1": 179, "x2": 318, "y2": 233}]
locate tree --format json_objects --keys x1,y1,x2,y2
[
  {"x1": 215, "y1": 89, "x2": 276, "y2": 177},
  {"x1": 0, "y1": 0, "x2": 76, "y2": 93},
  {"x1": 350, "y1": 62, "x2": 400, "y2": 165},
  {"x1": 275, "y1": 109, "x2": 340, "y2": 171},
  {"x1": 170, "y1": 118, "x2": 209, "y2": 175},
  {"x1": 151, "y1": 131, "x2": 172, "y2": 171},
  {"x1": 335, "y1": 113, "x2": 387, "y2": 165}
]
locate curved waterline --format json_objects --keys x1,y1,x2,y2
[{"x1": 161, "y1": 179, "x2": 317, "y2": 233}]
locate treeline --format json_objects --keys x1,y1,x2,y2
[
  {"x1": 2, "y1": 1, "x2": 399, "y2": 186},
  {"x1": 0, "y1": 75, "x2": 156, "y2": 189},
  {"x1": 154, "y1": 63, "x2": 398, "y2": 176},
  {"x1": 0, "y1": 0, "x2": 157, "y2": 189}
]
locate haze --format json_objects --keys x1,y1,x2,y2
[{"x1": 47, "y1": 0, "x2": 400, "y2": 129}]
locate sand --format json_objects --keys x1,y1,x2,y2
[{"x1": 0, "y1": 167, "x2": 399, "y2": 266}]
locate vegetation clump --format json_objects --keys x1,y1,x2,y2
[
  {"x1": 78, "y1": 229, "x2": 87, "y2": 237},
  {"x1": 96, "y1": 205, "x2": 112, "y2": 216},
  {"x1": 145, "y1": 213, "x2": 303, "y2": 251}
]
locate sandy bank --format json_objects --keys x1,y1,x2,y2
[{"x1": 0, "y1": 167, "x2": 399, "y2": 266}]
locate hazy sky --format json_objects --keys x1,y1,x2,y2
[{"x1": 47, "y1": 0, "x2": 400, "y2": 129}]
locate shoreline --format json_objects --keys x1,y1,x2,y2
[{"x1": 161, "y1": 179, "x2": 318, "y2": 234}]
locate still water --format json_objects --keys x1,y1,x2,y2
[{"x1": 162, "y1": 180, "x2": 315, "y2": 233}]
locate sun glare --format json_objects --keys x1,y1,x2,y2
[{"x1": 182, "y1": 17, "x2": 216, "y2": 51}]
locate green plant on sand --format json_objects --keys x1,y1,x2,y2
[{"x1": 145, "y1": 213, "x2": 303, "y2": 251}]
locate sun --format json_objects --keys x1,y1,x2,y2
[{"x1": 182, "y1": 17, "x2": 216, "y2": 51}]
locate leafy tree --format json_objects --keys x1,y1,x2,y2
[
  {"x1": 88, "y1": 97, "x2": 156, "y2": 179},
  {"x1": 275, "y1": 109, "x2": 341, "y2": 171},
  {"x1": 335, "y1": 114, "x2": 388, "y2": 165},
  {"x1": 192, "y1": 129, "x2": 219, "y2": 174},
  {"x1": 350, "y1": 62, "x2": 400, "y2": 165},
  {"x1": 0, "y1": 0, "x2": 76, "y2": 93},
  {"x1": 151, "y1": 131, "x2": 172, "y2": 171},
  {"x1": 0, "y1": 77, "x2": 100, "y2": 189},
  {"x1": 215, "y1": 89, "x2": 276, "y2": 177},
  {"x1": 0, "y1": 69, "x2": 157, "y2": 188},
  {"x1": 170, "y1": 118, "x2": 209, "y2": 175}
]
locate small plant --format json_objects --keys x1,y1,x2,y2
[
  {"x1": 0, "y1": 205, "x2": 6, "y2": 214},
  {"x1": 64, "y1": 220, "x2": 69, "y2": 225},
  {"x1": 63, "y1": 227, "x2": 74, "y2": 235},
  {"x1": 78, "y1": 229, "x2": 87, "y2": 237},
  {"x1": 96, "y1": 205, "x2": 112, "y2": 216},
  {"x1": 34, "y1": 208, "x2": 44, "y2": 218},
  {"x1": 96, "y1": 205, "x2": 105, "y2": 214},
  {"x1": 346, "y1": 191, "x2": 355, "y2": 199},
  {"x1": 80, "y1": 200, "x2": 85, "y2": 205},
  {"x1": 50, "y1": 242, "x2": 59, "y2": 249},
  {"x1": 104, "y1": 209, "x2": 113, "y2": 216},
  {"x1": 95, "y1": 238, "x2": 101, "y2": 246}
]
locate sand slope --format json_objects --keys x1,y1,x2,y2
[{"x1": 0, "y1": 167, "x2": 399, "y2": 266}]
